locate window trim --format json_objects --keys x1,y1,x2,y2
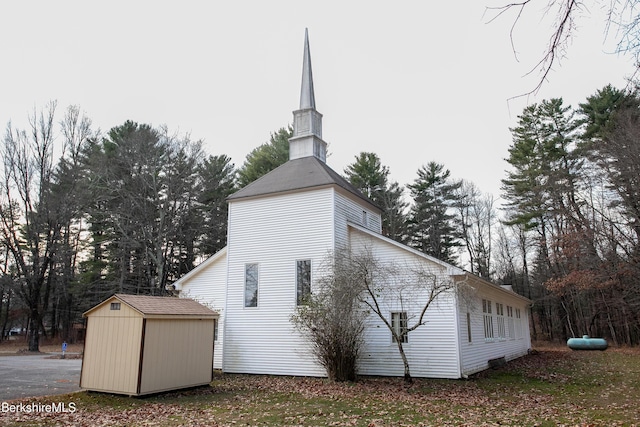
[
  {"x1": 391, "y1": 311, "x2": 408, "y2": 344},
  {"x1": 296, "y1": 259, "x2": 312, "y2": 306},
  {"x1": 482, "y1": 298, "x2": 494, "y2": 342},
  {"x1": 496, "y1": 302, "x2": 506, "y2": 340},
  {"x1": 515, "y1": 307, "x2": 522, "y2": 339},
  {"x1": 507, "y1": 305, "x2": 515, "y2": 340},
  {"x1": 244, "y1": 263, "x2": 259, "y2": 308}
]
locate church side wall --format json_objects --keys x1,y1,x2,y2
[
  {"x1": 457, "y1": 282, "x2": 532, "y2": 377},
  {"x1": 175, "y1": 251, "x2": 227, "y2": 369},
  {"x1": 349, "y1": 228, "x2": 462, "y2": 379},
  {"x1": 224, "y1": 189, "x2": 334, "y2": 376}
]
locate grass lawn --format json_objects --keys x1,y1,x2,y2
[{"x1": 1, "y1": 345, "x2": 638, "y2": 426}]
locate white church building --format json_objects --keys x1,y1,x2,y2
[{"x1": 174, "y1": 30, "x2": 532, "y2": 379}]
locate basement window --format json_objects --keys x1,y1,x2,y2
[{"x1": 110, "y1": 302, "x2": 121, "y2": 310}]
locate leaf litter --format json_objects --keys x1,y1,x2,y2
[{"x1": 1, "y1": 347, "x2": 638, "y2": 426}]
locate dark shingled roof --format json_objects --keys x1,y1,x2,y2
[
  {"x1": 113, "y1": 294, "x2": 217, "y2": 317},
  {"x1": 228, "y1": 156, "x2": 381, "y2": 212}
]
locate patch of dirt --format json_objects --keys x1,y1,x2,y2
[
  {"x1": 44, "y1": 354, "x2": 83, "y2": 359},
  {"x1": 0, "y1": 339, "x2": 84, "y2": 354}
]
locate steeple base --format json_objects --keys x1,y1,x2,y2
[{"x1": 289, "y1": 135, "x2": 327, "y2": 162}]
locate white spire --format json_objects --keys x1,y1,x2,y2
[
  {"x1": 300, "y1": 28, "x2": 315, "y2": 110},
  {"x1": 289, "y1": 28, "x2": 327, "y2": 162}
]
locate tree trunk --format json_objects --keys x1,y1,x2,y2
[
  {"x1": 395, "y1": 341, "x2": 412, "y2": 384},
  {"x1": 0, "y1": 284, "x2": 9, "y2": 341},
  {"x1": 27, "y1": 310, "x2": 40, "y2": 352}
]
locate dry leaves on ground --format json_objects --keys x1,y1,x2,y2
[{"x1": 1, "y1": 347, "x2": 638, "y2": 426}]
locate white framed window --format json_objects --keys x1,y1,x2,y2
[
  {"x1": 466, "y1": 312, "x2": 472, "y2": 343},
  {"x1": 507, "y1": 306, "x2": 515, "y2": 339},
  {"x1": 496, "y1": 302, "x2": 506, "y2": 340},
  {"x1": 515, "y1": 308, "x2": 522, "y2": 339},
  {"x1": 391, "y1": 312, "x2": 408, "y2": 343},
  {"x1": 244, "y1": 263, "x2": 259, "y2": 308},
  {"x1": 296, "y1": 259, "x2": 311, "y2": 305},
  {"x1": 110, "y1": 302, "x2": 121, "y2": 310},
  {"x1": 213, "y1": 318, "x2": 219, "y2": 342},
  {"x1": 482, "y1": 299, "x2": 494, "y2": 341}
]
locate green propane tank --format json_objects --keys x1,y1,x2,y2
[{"x1": 567, "y1": 335, "x2": 608, "y2": 351}]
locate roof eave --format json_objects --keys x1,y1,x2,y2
[{"x1": 452, "y1": 273, "x2": 533, "y2": 304}]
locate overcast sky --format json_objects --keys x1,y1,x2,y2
[{"x1": 0, "y1": 1, "x2": 635, "y2": 201}]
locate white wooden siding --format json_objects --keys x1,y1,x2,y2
[
  {"x1": 224, "y1": 189, "x2": 334, "y2": 376},
  {"x1": 179, "y1": 179, "x2": 532, "y2": 379},
  {"x1": 334, "y1": 190, "x2": 382, "y2": 249},
  {"x1": 349, "y1": 227, "x2": 462, "y2": 379},
  {"x1": 175, "y1": 249, "x2": 227, "y2": 369},
  {"x1": 457, "y1": 280, "x2": 532, "y2": 377}
]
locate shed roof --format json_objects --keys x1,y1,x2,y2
[
  {"x1": 227, "y1": 156, "x2": 381, "y2": 212},
  {"x1": 84, "y1": 294, "x2": 218, "y2": 318}
]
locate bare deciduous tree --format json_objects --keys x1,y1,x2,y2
[
  {"x1": 0, "y1": 102, "x2": 59, "y2": 351},
  {"x1": 291, "y1": 250, "x2": 367, "y2": 382},
  {"x1": 455, "y1": 180, "x2": 495, "y2": 280},
  {"x1": 354, "y1": 249, "x2": 465, "y2": 384},
  {"x1": 486, "y1": 0, "x2": 640, "y2": 94}
]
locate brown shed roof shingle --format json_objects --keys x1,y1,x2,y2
[{"x1": 113, "y1": 294, "x2": 217, "y2": 317}]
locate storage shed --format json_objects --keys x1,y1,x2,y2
[{"x1": 80, "y1": 294, "x2": 218, "y2": 396}]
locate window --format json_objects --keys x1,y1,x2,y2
[
  {"x1": 496, "y1": 302, "x2": 506, "y2": 339},
  {"x1": 515, "y1": 308, "x2": 522, "y2": 339},
  {"x1": 482, "y1": 299, "x2": 494, "y2": 341},
  {"x1": 391, "y1": 312, "x2": 408, "y2": 343},
  {"x1": 466, "y1": 312, "x2": 472, "y2": 343},
  {"x1": 507, "y1": 306, "x2": 515, "y2": 339},
  {"x1": 213, "y1": 318, "x2": 219, "y2": 342},
  {"x1": 296, "y1": 259, "x2": 311, "y2": 305},
  {"x1": 110, "y1": 302, "x2": 121, "y2": 310},
  {"x1": 244, "y1": 263, "x2": 259, "y2": 307}
]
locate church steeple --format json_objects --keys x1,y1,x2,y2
[
  {"x1": 299, "y1": 28, "x2": 315, "y2": 110},
  {"x1": 289, "y1": 28, "x2": 327, "y2": 162}
]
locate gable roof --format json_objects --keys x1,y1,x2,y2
[
  {"x1": 348, "y1": 222, "x2": 532, "y2": 304},
  {"x1": 84, "y1": 294, "x2": 218, "y2": 318},
  {"x1": 348, "y1": 222, "x2": 465, "y2": 275},
  {"x1": 172, "y1": 247, "x2": 227, "y2": 290},
  {"x1": 228, "y1": 156, "x2": 381, "y2": 212}
]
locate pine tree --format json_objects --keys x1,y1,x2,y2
[
  {"x1": 198, "y1": 154, "x2": 236, "y2": 257},
  {"x1": 343, "y1": 152, "x2": 408, "y2": 243},
  {"x1": 237, "y1": 126, "x2": 292, "y2": 187},
  {"x1": 407, "y1": 162, "x2": 462, "y2": 264}
]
